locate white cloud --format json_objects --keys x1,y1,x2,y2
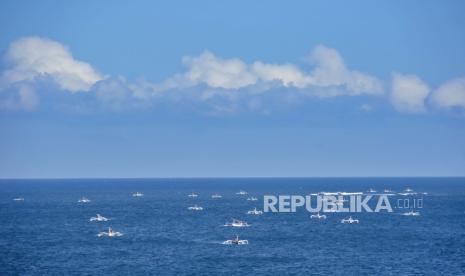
[
  {"x1": 432, "y1": 77, "x2": 465, "y2": 110},
  {"x1": 308, "y1": 45, "x2": 383, "y2": 95},
  {"x1": 251, "y1": 62, "x2": 311, "y2": 88},
  {"x1": 390, "y1": 73, "x2": 430, "y2": 113},
  {"x1": 1, "y1": 36, "x2": 103, "y2": 92},
  {"x1": 176, "y1": 51, "x2": 257, "y2": 89},
  {"x1": 161, "y1": 46, "x2": 383, "y2": 98}
]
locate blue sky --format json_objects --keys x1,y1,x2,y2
[{"x1": 1, "y1": 0, "x2": 464, "y2": 178}]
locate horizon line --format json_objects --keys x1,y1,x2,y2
[{"x1": 1, "y1": 176, "x2": 465, "y2": 180}]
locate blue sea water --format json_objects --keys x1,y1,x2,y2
[{"x1": 1, "y1": 178, "x2": 465, "y2": 275}]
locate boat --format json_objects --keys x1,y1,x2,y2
[
  {"x1": 13, "y1": 197, "x2": 24, "y2": 201},
  {"x1": 90, "y1": 214, "x2": 109, "y2": 222},
  {"x1": 341, "y1": 216, "x2": 359, "y2": 224},
  {"x1": 97, "y1": 227, "x2": 123, "y2": 237},
  {"x1": 384, "y1": 189, "x2": 393, "y2": 193},
  {"x1": 211, "y1": 193, "x2": 222, "y2": 199},
  {"x1": 236, "y1": 190, "x2": 248, "y2": 195},
  {"x1": 339, "y1": 192, "x2": 363, "y2": 196},
  {"x1": 398, "y1": 192, "x2": 417, "y2": 196},
  {"x1": 224, "y1": 218, "x2": 250, "y2": 227},
  {"x1": 247, "y1": 197, "x2": 258, "y2": 201},
  {"x1": 311, "y1": 192, "x2": 363, "y2": 196},
  {"x1": 78, "y1": 197, "x2": 91, "y2": 203},
  {"x1": 367, "y1": 188, "x2": 377, "y2": 193},
  {"x1": 310, "y1": 212, "x2": 327, "y2": 219},
  {"x1": 188, "y1": 204, "x2": 203, "y2": 211},
  {"x1": 132, "y1": 192, "x2": 144, "y2": 197},
  {"x1": 405, "y1": 188, "x2": 414, "y2": 192},
  {"x1": 188, "y1": 192, "x2": 198, "y2": 198},
  {"x1": 247, "y1": 208, "x2": 263, "y2": 215},
  {"x1": 222, "y1": 235, "x2": 248, "y2": 245},
  {"x1": 402, "y1": 210, "x2": 420, "y2": 216}
]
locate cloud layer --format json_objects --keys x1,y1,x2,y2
[
  {"x1": 0, "y1": 36, "x2": 464, "y2": 116},
  {"x1": 162, "y1": 45, "x2": 383, "y2": 97}
]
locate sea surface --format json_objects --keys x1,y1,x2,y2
[{"x1": 1, "y1": 178, "x2": 465, "y2": 275}]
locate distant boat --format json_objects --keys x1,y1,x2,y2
[
  {"x1": 188, "y1": 204, "x2": 203, "y2": 211},
  {"x1": 398, "y1": 192, "x2": 417, "y2": 196},
  {"x1": 404, "y1": 188, "x2": 414, "y2": 192},
  {"x1": 247, "y1": 197, "x2": 258, "y2": 201},
  {"x1": 132, "y1": 192, "x2": 144, "y2": 197},
  {"x1": 78, "y1": 197, "x2": 91, "y2": 203},
  {"x1": 367, "y1": 188, "x2": 377, "y2": 193},
  {"x1": 13, "y1": 197, "x2": 24, "y2": 201},
  {"x1": 222, "y1": 235, "x2": 248, "y2": 245},
  {"x1": 188, "y1": 192, "x2": 198, "y2": 198},
  {"x1": 402, "y1": 210, "x2": 420, "y2": 216},
  {"x1": 384, "y1": 189, "x2": 393, "y2": 193},
  {"x1": 341, "y1": 216, "x2": 359, "y2": 224},
  {"x1": 211, "y1": 193, "x2": 222, "y2": 199},
  {"x1": 97, "y1": 227, "x2": 123, "y2": 237},
  {"x1": 310, "y1": 212, "x2": 327, "y2": 220},
  {"x1": 224, "y1": 218, "x2": 250, "y2": 227},
  {"x1": 236, "y1": 190, "x2": 248, "y2": 195},
  {"x1": 90, "y1": 214, "x2": 109, "y2": 222},
  {"x1": 247, "y1": 208, "x2": 263, "y2": 215},
  {"x1": 339, "y1": 192, "x2": 363, "y2": 196}
]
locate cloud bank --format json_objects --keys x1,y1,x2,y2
[
  {"x1": 0, "y1": 36, "x2": 464, "y2": 116},
  {"x1": 161, "y1": 45, "x2": 383, "y2": 97}
]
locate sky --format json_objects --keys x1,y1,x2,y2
[{"x1": 0, "y1": 0, "x2": 465, "y2": 178}]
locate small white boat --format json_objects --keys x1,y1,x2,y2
[
  {"x1": 384, "y1": 189, "x2": 393, "y2": 193},
  {"x1": 78, "y1": 197, "x2": 91, "y2": 203},
  {"x1": 398, "y1": 192, "x2": 417, "y2": 196},
  {"x1": 310, "y1": 212, "x2": 327, "y2": 219},
  {"x1": 222, "y1": 235, "x2": 248, "y2": 245},
  {"x1": 367, "y1": 188, "x2": 377, "y2": 193},
  {"x1": 13, "y1": 197, "x2": 24, "y2": 201},
  {"x1": 402, "y1": 211, "x2": 420, "y2": 216},
  {"x1": 405, "y1": 188, "x2": 414, "y2": 192},
  {"x1": 188, "y1": 204, "x2": 203, "y2": 211},
  {"x1": 339, "y1": 192, "x2": 364, "y2": 196},
  {"x1": 224, "y1": 218, "x2": 250, "y2": 227},
  {"x1": 90, "y1": 214, "x2": 109, "y2": 222},
  {"x1": 236, "y1": 190, "x2": 248, "y2": 195},
  {"x1": 247, "y1": 197, "x2": 258, "y2": 201},
  {"x1": 97, "y1": 227, "x2": 123, "y2": 237},
  {"x1": 247, "y1": 208, "x2": 263, "y2": 215},
  {"x1": 341, "y1": 216, "x2": 359, "y2": 224},
  {"x1": 132, "y1": 192, "x2": 144, "y2": 197},
  {"x1": 188, "y1": 192, "x2": 198, "y2": 198},
  {"x1": 211, "y1": 193, "x2": 222, "y2": 199}
]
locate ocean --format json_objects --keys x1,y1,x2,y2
[{"x1": 1, "y1": 178, "x2": 464, "y2": 275}]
